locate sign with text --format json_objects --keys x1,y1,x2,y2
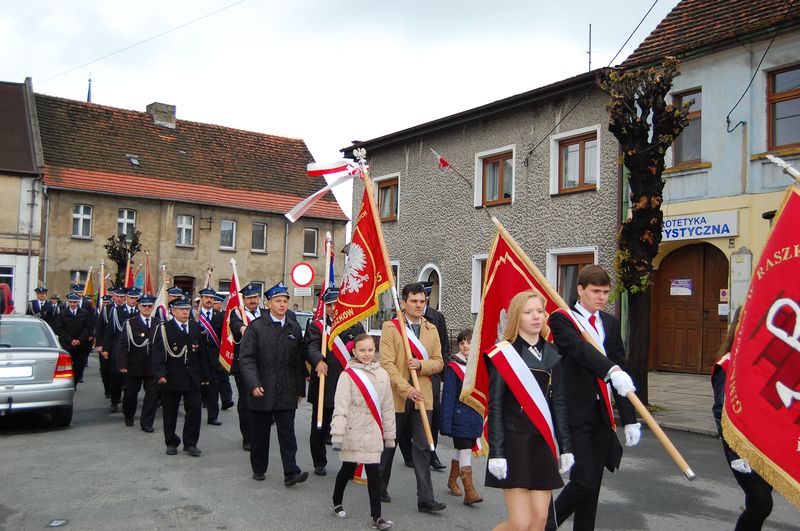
[
  {"x1": 662, "y1": 210, "x2": 738, "y2": 242},
  {"x1": 293, "y1": 287, "x2": 312, "y2": 297}
]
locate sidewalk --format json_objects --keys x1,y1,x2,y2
[{"x1": 645, "y1": 370, "x2": 718, "y2": 437}]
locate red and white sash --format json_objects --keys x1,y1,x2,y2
[
  {"x1": 345, "y1": 367, "x2": 383, "y2": 436},
  {"x1": 198, "y1": 312, "x2": 220, "y2": 348},
  {"x1": 390, "y1": 318, "x2": 429, "y2": 361},
  {"x1": 314, "y1": 320, "x2": 351, "y2": 368},
  {"x1": 552, "y1": 308, "x2": 616, "y2": 430},
  {"x1": 487, "y1": 341, "x2": 558, "y2": 459},
  {"x1": 353, "y1": 463, "x2": 368, "y2": 485}
]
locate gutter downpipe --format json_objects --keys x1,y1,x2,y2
[
  {"x1": 283, "y1": 220, "x2": 290, "y2": 286},
  {"x1": 42, "y1": 186, "x2": 50, "y2": 285}
]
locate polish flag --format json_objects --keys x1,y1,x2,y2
[
  {"x1": 285, "y1": 160, "x2": 360, "y2": 223},
  {"x1": 431, "y1": 149, "x2": 451, "y2": 171}
]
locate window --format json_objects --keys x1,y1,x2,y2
[
  {"x1": 769, "y1": 65, "x2": 800, "y2": 149},
  {"x1": 303, "y1": 228, "x2": 318, "y2": 256},
  {"x1": 72, "y1": 204, "x2": 92, "y2": 238},
  {"x1": 673, "y1": 90, "x2": 702, "y2": 163},
  {"x1": 378, "y1": 177, "x2": 399, "y2": 221},
  {"x1": 556, "y1": 253, "x2": 595, "y2": 306},
  {"x1": 251, "y1": 222, "x2": 267, "y2": 252},
  {"x1": 0, "y1": 266, "x2": 13, "y2": 291},
  {"x1": 368, "y1": 263, "x2": 399, "y2": 333},
  {"x1": 470, "y1": 254, "x2": 488, "y2": 313},
  {"x1": 69, "y1": 270, "x2": 88, "y2": 288},
  {"x1": 559, "y1": 134, "x2": 597, "y2": 192},
  {"x1": 218, "y1": 280, "x2": 231, "y2": 293},
  {"x1": 176, "y1": 215, "x2": 194, "y2": 247},
  {"x1": 220, "y1": 219, "x2": 236, "y2": 249},
  {"x1": 474, "y1": 145, "x2": 515, "y2": 207},
  {"x1": 249, "y1": 281, "x2": 265, "y2": 297},
  {"x1": 117, "y1": 209, "x2": 136, "y2": 239}
]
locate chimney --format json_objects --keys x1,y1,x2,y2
[{"x1": 146, "y1": 102, "x2": 176, "y2": 129}]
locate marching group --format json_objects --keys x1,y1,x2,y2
[{"x1": 27, "y1": 265, "x2": 645, "y2": 531}]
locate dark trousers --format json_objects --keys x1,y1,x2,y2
[
  {"x1": 218, "y1": 369, "x2": 233, "y2": 404},
  {"x1": 108, "y1": 352, "x2": 124, "y2": 406},
  {"x1": 201, "y1": 375, "x2": 220, "y2": 422},
  {"x1": 333, "y1": 462, "x2": 381, "y2": 519},
  {"x1": 310, "y1": 402, "x2": 334, "y2": 468},
  {"x1": 122, "y1": 374, "x2": 158, "y2": 428},
  {"x1": 553, "y1": 410, "x2": 610, "y2": 530},
  {"x1": 733, "y1": 469, "x2": 773, "y2": 531},
  {"x1": 162, "y1": 387, "x2": 202, "y2": 449},
  {"x1": 233, "y1": 373, "x2": 251, "y2": 446},
  {"x1": 250, "y1": 409, "x2": 300, "y2": 477},
  {"x1": 98, "y1": 351, "x2": 110, "y2": 394},
  {"x1": 68, "y1": 350, "x2": 88, "y2": 384},
  {"x1": 379, "y1": 402, "x2": 434, "y2": 504},
  {"x1": 399, "y1": 382, "x2": 441, "y2": 464}
]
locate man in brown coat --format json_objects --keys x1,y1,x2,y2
[{"x1": 378, "y1": 282, "x2": 446, "y2": 513}]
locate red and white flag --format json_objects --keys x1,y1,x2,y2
[
  {"x1": 219, "y1": 274, "x2": 242, "y2": 372},
  {"x1": 285, "y1": 160, "x2": 360, "y2": 223},
  {"x1": 723, "y1": 184, "x2": 800, "y2": 508},
  {"x1": 431, "y1": 148, "x2": 451, "y2": 172}
]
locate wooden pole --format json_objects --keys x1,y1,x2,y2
[
  {"x1": 491, "y1": 216, "x2": 695, "y2": 480},
  {"x1": 99, "y1": 260, "x2": 106, "y2": 298},
  {"x1": 316, "y1": 231, "x2": 333, "y2": 429},
  {"x1": 230, "y1": 259, "x2": 247, "y2": 325},
  {"x1": 362, "y1": 165, "x2": 435, "y2": 450}
]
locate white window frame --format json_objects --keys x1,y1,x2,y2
[
  {"x1": 549, "y1": 124, "x2": 602, "y2": 195},
  {"x1": 372, "y1": 172, "x2": 401, "y2": 222},
  {"x1": 117, "y1": 208, "x2": 136, "y2": 239},
  {"x1": 473, "y1": 145, "x2": 516, "y2": 207},
  {"x1": 176, "y1": 215, "x2": 194, "y2": 247},
  {"x1": 368, "y1": 260, "x2": 399, "y2": 334},
  {"x1": 72, "y1": 204, "x2": 93, "y2": 238},
  {"x1": 220, "y1": 219, "x2": 237, "y2": 250},
  {"x1": 470, "y1": 253, "x2": 488, "y2": 313},
  {"x1": 251, "y1": 222, "x2": 267, "y2": 252},
  {"x1": 417, "y1": 262, "x2": 443, "y2": 311},
  {"x1": 303, "y1": 228, "x2": 319, "y2": 257},
  {"x1": 249, "y1": 281, "x2": 265, "y2": 297},
  {"x1": 545, "y1": 245, "x2": 599, "y2": 290}
]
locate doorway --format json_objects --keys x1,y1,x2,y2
[{"x1": 652, "y1": 243, "x2": 729, "y2": 374}]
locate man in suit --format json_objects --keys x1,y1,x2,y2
[
  {"x1": 303, "y1": 287, "x2": 365, "y2": 476},
  {"x1": 96, "y1": 291, "x2": 122, "y2": 398},
  {"x1": 53, "y1": 293, "x2": 92, "y2": 389},
  {"x1": 379, "y1": 282, "x2": 446, "y2": 513},
  {"x1": 102, "y1": 287, "x2": 140, "y2": 412},
  {"x1": 116, "y1": 294, "x2": 160, "y2": 432},
  {"x1": 151, "y1": 296, "x2": 210, "y2": 457},
  {"x1": 239, "y1": 282, "x2": 308, "y2": 487},
  {"x1": 26, "y1": 286, "x2": 53, "y2": 322},
  {"x1": 195, "y1": 287, "x2": 225, "y2": 426},
  {"x1": 421, "y1": 281, "x2": 449, "y2": 471},
  {"x1": 229, "y1": 283, "x2": 264, "y2": 451},
  {"x1": 547, "y1": 265, "x2": 641, "y2": 530}
]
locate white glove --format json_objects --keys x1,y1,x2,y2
[
  {"x1": 558, "y1": 453, "x2": 575, "y2": 474},
  {"x1": 731, "y1": 458, "x2": 752, "y2": 474},
  {"x1": 624, "y1": 422, "x2": 641, "y2": 447},
  {"x1": 488, "y1": 458, "x2": 507, "y2": 480},
  {"x1": 609, "y1": 368, "x2": 636, "y2": 396}
]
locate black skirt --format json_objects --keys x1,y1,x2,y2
[
  {"x1": 485, "y1": 428, "x2": 563, "y2": 490},
  {"x1": 452, "y1": 436, "x2": 476, "y2": 450}
]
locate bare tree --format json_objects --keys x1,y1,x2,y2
[
  {"x1": 104, "y1": 230, "x2": 142, "y2": 287},
  {"x1": 600, "y1": 57, "x2": 692, "y2": 403}
]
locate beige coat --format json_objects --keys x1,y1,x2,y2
[
  {"x1": 380, "y1": 316, "x2": 444, "y2": 412},
  {"x1": 330, "y1": 359, "x2": 397, "y2": 464}
]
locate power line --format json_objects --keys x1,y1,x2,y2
[{"x1": 38, "y1": 0, "x2": 248, "y2": 84}]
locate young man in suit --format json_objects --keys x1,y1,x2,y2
[
  {"x1": 52, "y1": 293, "x2": 91, "y2": 389},
  {"x1": 195, "y1": 287, "x2": 225, "y2": 426},
  {"x1": 547, "y1": 265, "x2": 640, "y2": 530},
  {"x1": 26, "y1": 286, "x2": 53, "y2": 321},
  {"x1": 151, "y1": 297, "x2": 210, "y2": 457}
]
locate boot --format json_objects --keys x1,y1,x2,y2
[
  {"x1": 447, "y1": 460, "x2": 462, "y2": 496},
  {"x1": 460, "y1": 466, "x2": 483, "y2": 505}
]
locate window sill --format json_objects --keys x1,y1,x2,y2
[
  {"x1": 552, "y1": 185, "x2": 597, "y2": 196},
  {"x1": 219, "y1": 247, "x2": 237, "y2": 253},
  {"x1": 175, "y1": 244, "x2": 195, "y2": 249},
  {"x1": 71, "y1": 235, "x2": 93, "y2": 241},
  {"x1": 303, "y1": 253, "x2": 319, "y2": 258},
  {"x1": 664, "y1": 161, "x2": 711, "y2": 174},
  {"x1": 380, "y1": 216, "x2": 398, "y2": 223},
  {"x1": 750, "y1": 146, "x2": 800, "y2": 161},
  {"x1": 250, "y1": 249, "x2": 268, "y2": 254},
  {"x1": 478, "y1": 199, "x2": 513, "y2": 208}
]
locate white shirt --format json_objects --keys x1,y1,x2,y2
[
  {"x1": 573, "y1": 301, "x2": 605, "y2": 344},
  {"x1": 269, "y1": 313, "x2": 285, "y2": 327}
]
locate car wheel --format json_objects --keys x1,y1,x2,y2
[{"x1": 50, "y1": 406, "x2": 73, "y2": 427}]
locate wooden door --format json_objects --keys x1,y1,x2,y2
[{"x1": 701, "y1": 246, "x2": 729, "y2": 373}]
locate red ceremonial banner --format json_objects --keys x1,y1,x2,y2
[
  {"x1": 328, "y1": 191, "x2": 390, "y2": 348},
  {"x1": 723, "y1": 185, "x2": 800, "y2": 508},
  {"x1": 219, "y1": 274, "x2": 241, "y2": 372}
]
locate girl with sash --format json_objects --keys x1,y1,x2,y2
[
  {"x1": 330, "y1": 334, "x2": 397, "y2": 530},
  {"x1": 441, "y1": 329, "x2": 484, "y2": 504},
  {"x1": 485, "y1": 291, "x2": 573, "y2": 531}
]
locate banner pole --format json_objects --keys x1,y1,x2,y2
[
  {"x1": 230, "y1": 259, "x2": 247, "y2": 325},
  {"x1": 317, "y1": 232, "x2": 333, "y2": 429}
]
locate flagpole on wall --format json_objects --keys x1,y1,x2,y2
[
  {"x1": 356, "y1": 148, "x2": 436, "y2": 451},
  {"x1": 317, "y1": 232, "x2": 333, "y2": 429}
]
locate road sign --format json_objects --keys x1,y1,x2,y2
[{"x1": 291, "y1": 262, "x2": 314, "y2": 287}]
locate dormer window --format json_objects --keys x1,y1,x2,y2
[{"x1": 126, "y1": 154, "x2": 140, "y2": 167}]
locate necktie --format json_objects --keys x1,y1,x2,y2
[
  {"x1": 182, "y1": 323, "x2": 188, "y2": 335},
  {"x1": 72, "y1": 309, "x2": 77, "y2": 316},
  {"x1": 410, "y1": 323, "x2": 421, "y2": 338},
  {"x1": 145, "y1": 318, "x2": 150, "y2": 328},
  {"x1": 588, "y1": 314, "x2": 598, "y2": 332},
  {"x1": 205, "y1": 311, "x2": 211, "y2": 321}
]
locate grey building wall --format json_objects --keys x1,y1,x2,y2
[{"x1": 353, "y1": 87, "x2": 619, "y2": 331}]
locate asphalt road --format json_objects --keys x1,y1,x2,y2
[{"x1": 1, "y1": 363, "x2": 797, "y2": 530}]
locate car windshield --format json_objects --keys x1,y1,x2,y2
[
  {"x1": 295, "y1": 313, "x2": 313, "y2": 330},
  {"x1": 0, "y1": 321, "x2": 58, "y2": 348}
]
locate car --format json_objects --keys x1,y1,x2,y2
[
  {"x1": 0, "y1": 315, "x2": 75, "y2": 427},
  {"x1": 294, "y1": 311, "x2": 314, "y2": 335}
]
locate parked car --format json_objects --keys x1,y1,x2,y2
[
  {"x1": 0, "y1": 315, "x2": 75, "y2": 427},
  {"x1": 294, "y1": 311, "x2": 314, "y2": 335}
]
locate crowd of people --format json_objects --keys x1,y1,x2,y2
[{"x1": 26, "y1": 266, "x2": 650, "y2": 531}]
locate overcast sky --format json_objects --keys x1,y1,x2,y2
[{"x1": 1, "y1": 0, "x2": 680, "y2": 217}]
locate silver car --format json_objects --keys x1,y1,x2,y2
[{"x1": 0, "y1": 315, "x2": 75, "y2": 427}]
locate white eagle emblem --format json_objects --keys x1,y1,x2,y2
[
  {"x1": 495, "y1": 308, "x2": 508, "y2": 343},
  {"x1": 341, "y1": 242, "x2": 370, "y2": 294}
]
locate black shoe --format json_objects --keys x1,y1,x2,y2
[
  {"x1": 109, "y1": 404, "x2": 118, "y2": 413},
  {"x1": 252, "y1": 472, "x2": 265, "y2": 481},
  {"x1": 430, "y1": 454, "x2": 446, "y2": 471},
  {"x1": 284, "y1": 471, "x2": 308, "y2": 487},
  {"x1": 184, "y1": 446, "x2": 202, "y2": 457},
  {"x1": 243, "y1": 443, "x2": 252, "y2": 452},
  {"x1": 221, "y1": 401, "x2": 235, "y2": 410},
  {"x1": 141, "y1": 426, "x2": 154, "y2": 433},
  {"x1": 165, "y1": 446, "x2": 178, "y2": 455},
  {"x1": 124, "y1": 417, "x2": 134, "y2": 427},
  {"x1": 314, "y1": 466, "x2": 327, "y2": 476},
  {"x1": 207, "y1": 419, "x2": 222, "y2": 426},
  {"x1": 418, "y1": 500, "x2": 446, "y2": 513},
  {"x1": 325, "y1": 436, "x2": 332, "y2": 446},
  {"x1": 104, "y1": 392, "x2": 111, "y2": 399},
  {"x1": 380, "y1": 491, "x2": 391, "y2": 503},
  {"x1": 404, "y1": 460, "x2": 414, "y2": 468}
]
